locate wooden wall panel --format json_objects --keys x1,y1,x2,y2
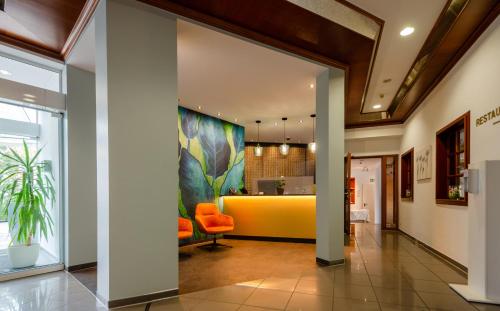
[{"x1": 244, "y1": 145, "x2": 315, "y2": 193}]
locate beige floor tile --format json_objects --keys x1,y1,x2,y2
[
  {"x1": 150, "y1": 297, "x2": 202, "y2": 310},
  {"x1": 373, "y1": 288, "x2": 426, "y2": 307},
  {"x1": 235, "y1": 279, "x2": 264, "y2": 288},
  {"x1": 203, "y1": 285, "x2": 256, "y2": 304},
  {"x1": 244, "y1": 288, "x2": 292, "y2": 309},
  {"x1": 334, "y1": 284, "x2": 377, "y2": 301},
  {"x1": 190, "y1": 300, "x2": 240, "y2": 311},
  {"x1": 407, "y1": 280, "x2": 454, "y2": 294},
  {"x1": 238, "y1": 306, "x2": 278, "y2": 311},
  {"x1": 285, "y1": 292, "x2": 333, "y2": 311},
  {"x1": 294, "y1": 278, "x2": 334, "y2": 296},
  {"x1": 370, "y1": 275, "x2": 412, "y2": 290},
  {"x1": 334, "y1": 271, "x2": 371, "y2": 286},
  {"x1": 379, "y1": 304, "x2": 428, "y2": 311},
  {"x1": 473, "y1": 303, "x2": 500, "y2": 311},
  {"x1": 418, "y1": 292, "x2": 476, "y2": 311},
  {"x1": 258, "y1": 277, "x2": 298, "y2": 292},
  {"x1": 332, "y1": 297, "x2": 381, "y2": 310}
]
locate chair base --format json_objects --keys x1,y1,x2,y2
[{"x1": 197, "y1": 236, "x2": 233, "y2": 251}]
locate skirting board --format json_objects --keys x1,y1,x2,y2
[
  {"x1": 450, "y1": 284, "x2": 500, "y2": 305},
  {"x1": 316, "y1": 257, "x2": 345, "y2": 266},
  {"x1": 66, "y1": 261, "x2": 97, "y2": 272},
  {"x1": 98, "y1": 288, "x2": 179, "y2": 308},
  {"x1": 224, "y1": 235, "x2": 315, "y2": 244},
  {"x1": 398, "y1": 229, "x2": 467, "y2": 275}
]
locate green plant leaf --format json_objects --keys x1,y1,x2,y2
[
  {"x1": 198, "y1": 117, "x2": 231, "y2": 179},
  {"x1": 180, "y1": 107, "x2": 200, "y2": 139},
  {"x1": 178, "y1": 148, "x2": 214, "y2": 220},
  {"x1": 221, "y1": 159, "x2": 244, "y2": 195}
]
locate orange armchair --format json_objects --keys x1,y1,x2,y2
[
  {"x1": 178, "y1": 217, "x2": 193, "y2": 240},
  {"x1": 195, "y1": 203, "x2": 234, "y2": 249}
]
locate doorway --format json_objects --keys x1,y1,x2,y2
[{"x1": 347, "y1": 155, "x2": 399, "y2": 230}]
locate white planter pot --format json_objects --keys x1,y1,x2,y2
[{"x1": 8, "y1": 243, "x2": 40, "y2": 268}]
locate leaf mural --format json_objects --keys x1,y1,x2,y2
[
  {"x1": 232, "y1": 126, "x2": 245, "y2": 154},
  {"x1": 179, "y1": 148, "x2": 214, "y2": 220},
  {"x1": 180, "y1": 107, "x2": 199, "y2": 139},
  {"x1": 198, "y1": 117, "x2": 231, "y2": 179},
  {"x1": 178, "y1": 107, "x2": 245, "y2": 242},
  {"x1": 221, "y1": 159, "x2": 245, "y2": 195}
]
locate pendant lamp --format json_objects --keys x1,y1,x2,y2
[
  {"x1": 254, "y1": 120, "x2": 263, "y2": 157},
  {"x1": 308, "y1": 114, "x2": 316, "y2": 153},
  {"x1": 279, "y1": 117, "x2": 289, "y2": 156}
]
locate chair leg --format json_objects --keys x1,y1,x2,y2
[{"x1": 197, "y1": 235, "x2": 233, "y2": 250}]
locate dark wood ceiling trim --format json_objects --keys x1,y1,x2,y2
[
  {"x1": 62, "y1": 0, "x2": 99, "y2": 59},
  {"x1": 401, "y1": 1, "x2": 500, "y2": 121},
  {"x1": 139, "y1": 0, "x2": 353, "y2": 70},
  {"x1": 388, "y1": 0, "x2": 499, "y2": 122},
  {"x1": 335, "y1": 0, "x2": 385, "y2": 115},
  {"x1": 0, "y1": 33, "x2": 63, "y2": 60}
]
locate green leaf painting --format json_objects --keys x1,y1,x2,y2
[
  {"x1": 178, "y1": 107, "x2": 245, "y2": 242},
  {"x1": 198, "y1": 117, "x2": 231, "y2": 179}
]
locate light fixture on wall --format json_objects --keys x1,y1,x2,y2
[
  {"x1": 308, "y1": 114, "x2": 316, "y2": 153},
  {"x1": 279, "y1": 117, "x2": 289, "y2": 156},
  {"x1": 254, "y1": 120, "x2": 263, "y2": 157}
]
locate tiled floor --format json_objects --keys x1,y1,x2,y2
[{"x1": 2, "y1": 224, "x2": 500, "y2": 310}]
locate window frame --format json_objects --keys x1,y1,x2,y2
[
  {"x1": 400, "y1": 148, "x2": 414, "y2": 201},
  {"x1": 435, "y1": 111, "x2": 470, "y2": 206}
]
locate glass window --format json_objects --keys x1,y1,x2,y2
[
  {"x1": 0, "y1": 55, "x2": 60, "y2": 92},
  {"x1": 0, "y1": 102, "x2": 62, "y2": 275}
]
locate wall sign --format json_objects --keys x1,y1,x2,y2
[{"x1": 476, "y1": 106, "x2": 500, "y2": 127}]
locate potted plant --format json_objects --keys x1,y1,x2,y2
[
  {"x1": 275, "y1": 176, "x2": 286, "y2": 195},
  {"x1": 0, "y1": 141, "x2": 55, "y2": 268}
]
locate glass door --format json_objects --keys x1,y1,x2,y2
[{"x1": 0, "y1": 102, "x2": 63, "y2": 279}]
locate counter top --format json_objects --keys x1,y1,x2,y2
[{"x1": 222, "y1": 194, "x2": 315, "y2": 197}]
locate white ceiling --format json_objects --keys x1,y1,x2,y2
[
  {"x1": 349, "y1": 0, "x2": 447, "y2": 113},
  {"x1": 178, "y1": 20, "x2": 325, "y2": 143}
]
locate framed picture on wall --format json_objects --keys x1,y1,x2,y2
[{"x1": 416, "y1": 145, "x2": 432, "y2": 180}]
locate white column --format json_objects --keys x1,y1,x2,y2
[
  {"x1": 95, "y1": 0, "x2": 178, "y2": 305},
  {"x1": 64, "y1": 65, "x2": 97, "y2": 268},
  {"x1": 315, "y1": 68, "x2": 345, "y2": 264}
]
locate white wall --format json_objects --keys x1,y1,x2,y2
[
  {"x1": 95, "y1": 0, "x2": 178, "y2": 302},
  {"x1": 346, "y1": 136, "x2": 401, "y2": 157},
  {"x1": 64, "y1": 65, "x2": 97, "y2": 267},
  {"x1": 399, "y1": 17, "x2": 500, "y2": 267}
]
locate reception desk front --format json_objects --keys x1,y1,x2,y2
[{"x1": 221, "y1": 195, "x2": 316, "y2": 240}]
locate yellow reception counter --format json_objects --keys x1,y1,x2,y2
[{"x1": 221, "y1": 195, "x2": 316, "y2": 240}]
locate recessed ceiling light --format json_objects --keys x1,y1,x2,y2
[
  {"x1": 299, "y1": 119, "x2": 303, "y2": 124},
  {"x1": 373, "y1": 104, "x2": 382, "y2": 109},
  {"x1": 309, "y1": 83, "x2": 314, "y2": 89},
  {"x1": 234, "y1": 118, "x2": 238, "y2": 122},
  {"x1": 23, "y1": 94, "x2": 36, "y2": 98},
  {"x1": 274, "y1": 122, "x2": 278, "y2": 126},
  {"x1": 400, "y1": 26, "x2": 415, "y2": 37},
  {"x1": 23, "y1": 98, "x2": 35, "y2": 103},
  {"x1": 197, "y1": 105, "x2": 202, "y2": 110},
  {"x1": 217, "y1": 112, "x2": 222, "y2": 117},
  {"x1": 0, "y1": 69, "x2": 11, "y2": 76}
]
